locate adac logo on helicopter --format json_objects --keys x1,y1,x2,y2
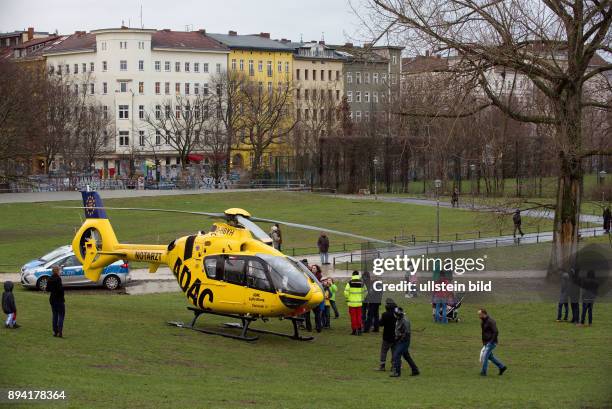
[{"x1": 173, "y1": 257, "x2": 213, "y2": 310}]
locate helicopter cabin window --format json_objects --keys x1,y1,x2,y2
[
  {"x1": 246, "y1": 259, "x2": 272, "y2": 292},
  {"x1": 204, "y1": 257, "x2": 222, "y2": 279},
  {"x1": 223, "y1": 257, "x2": 246, "y2": 285}
]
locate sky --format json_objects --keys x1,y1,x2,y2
[{"x1": 0, "y1": 0, "x2": 370, "y2": 45}]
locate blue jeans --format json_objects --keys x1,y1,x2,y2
[
  {"x1": 481, "y1": 342, "x2": 505, "y2": 375},
  {"x1": 51, "y1": 302, "x2": 65, "y2": 334},
  {"x1": 391, "y1": 337, "x2": 419, "y2": 375},
  {"x1": 435, "y1": 302, "x2": 447, "y2": 323},
  {"x1": 320, "y1": 252, "x2": 329, "y2": 264}
]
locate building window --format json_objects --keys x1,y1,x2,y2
[
  {"x1": 165, "y1": 105, "x2": 171, "y2": 119},
  {"x1": 155, "y1": 105, "x2": 161, "y2": 119},
  {"x1": 74, "y1": 63, "x2": 78, "y2": 74},
  {"x1": 101, "y1": 42, "x2": 107, "y2": 51},
  {"x1": 165, "y1": 82, "x2": 170, "y2": 94},
  {"x1": 355, "y1": 111, "x2": 361, "y2": 122},
  {"x1": 336, "y1": 90, "x2": 340, "y2": 100},
  {"x1": 102, "y1": 61, "x2": 107, "y2": 71},
  {"x1": 248, "y1": 60, "x2": 254, "y2": 76},
  {"x1": 203, "y1": 63, "x2": 209, "y2": 73},
  {"x1": 347, "y1": 72, "x2": 352, "y2": 83},
  {"x1": 119, "y1": 81, "x2": 128, "y2": 92},
  {"x1": 120, "y1": 60, "x2": 127, "y2": 71},
  {"x1": 373, "y1": 91, "x2": 378, "y2": 103},
  {"x1": 155, "y1": 61, "x2": 161, "y2": 71},
  {"x1": 285, "y1": 62, "x2": 290, "y2": 73},
  {"x1": 175, "y1": 105, "x2": 181, "y2": 119},
  {"x1": 364, "y1": 92, "x2": 370, "y2": 103},
  {"x1": 296, "y1": 69, "x2": 300, "y2": 80},
  {"x1": 194, "y1": 83, "x2": 200, "y2": 95},
  {"x1": 139, "y1": 130, "x2": 145, "y2": 146},
  {"x1": 336, "y1": 70, "x2": 340, "y2": 81},
  {"x1": 82, "y1": 63, "x2": 86, "y2": 73},
  {"x1": 266, "y1": 61, "x2": 272, "y2": 77},
  {"x1": 119, "y1": 41, "x2": 127, "y2": 49},
  {"x1": 139, "y1": 105, "x2": 144, "y2": 119},
  {"x1": 103, "y1": 105, "x2": 108, "y2": 119},
  {"x1": 138, "y1": 60, "x2": 144, "y2": 71},
  {"x1": 313, "y1": 70, "x2": 317, "y2": 81},
  {"x1": 73, "y1": 84, "x2": 78, "y2": 95},
  {"x1": 392, "y1": 55, "x2": 397, "y2": 65},
  {"x1": 175, "y1": 62, "x2": 180, "y2": 72},
  {"x1": 305, "y1": 69, "x2": 309, "y2": 80},
  {"x1": 216, "y1": 63, "x2": 221, "y2": 74},
  {"x1": 305, "y1": 89, "x2": 309, "y2": 100},
  {"x1": 346, "y1": 91, "x2": 352, "y2": 102},
  {"x1": 139, "y1": 82, "x2": 144, "y2": 94},
  {"x1": 102, "y1": 82, "x2": 108, "y2": 94},
  {"x1": 239, "y1": 60, "x2": 244, "y2": 71},
  {"x1": 321, "y1": 70, "x2": 325, "y2": 81},
  {"x1": 296, "y1": 88, "x2": 301, "y2": 99},
  {"x1": 119, "y1": 131, "x2": 129, "y2": 146},
  {"x1": 382, "y1": 73, "x2": 387, "y2": 83},
  {"x1": 365, "y1": 111, "x2": 370, "y2": 121},
  {"x1": 175, "y1": 83, "x2": 180, "y2": 94},
  {"x1": 90, "y1": 83, "x2": 95, "y2": 95},
  {"x1": 139, "y1": 41, "x2": 145, "y2": 49},
  {"x1": 356, "y1": 91, "x2": 361, "y2": 102},
  {"x1": 194, "y1": 62, "x2": 200, "y2": 72},
  {"x1": 373, "y1": 72, "x2": 379, "y2": 84},
  {"x1": 203, "y1": 83, "x2": 209, "y2": 95},
  {"x1": 365, "y1": 72, "x2": 370, "y2": 84},
  {"x1": 185, "y1": 83, "x2": 190, "y2": 95},
  {"x1": 165, "y1": 131, "x2": 171, "y2": 144},
  {"x1": 155, "y1": 82, "x2": 160, "y2": 94},
  {"x1": 277, "y1": 61, "x2": 282, "y2": 73},
  {"x1": 118, "y1": 105, "x2": 129, "y2": 119},
  {"x1": 90, "y1": 62, "x2": 94, "y2": 72},
  {"x1": 356, "y1": 72, "x2": 361, "y2": 84},
  {"x1": 258, "y1": 60, "x2": 263, "y2": 72},
  {"x1": 155, "y1": 130, "x2": 161, "y2": 145},
  {"x1": 65, "y1": 64, "x2": 70, "y2": 74},
  {"x1": 183, "y1": 62, "x2": 189, "y2": 72},
  {"x1": 165, "y1": 61, "x2": 170, "y2": 72}
]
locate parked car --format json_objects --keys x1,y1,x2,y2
[{"x1": 20, "y1": 245, "x2": 130, "y2": 291}]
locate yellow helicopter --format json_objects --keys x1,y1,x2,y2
[{"x1": 69, "y1": 190, "x2": 397, "y2": 341}]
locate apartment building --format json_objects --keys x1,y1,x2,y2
[{"x1": 43, "y1": 27, "x2": 229, "y2": 178}]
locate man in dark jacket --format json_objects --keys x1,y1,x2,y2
[
  {"x1": 579, "y1": 270, "x2": 598, "y2": 326},
  {"x1": 317, "y1": 233, "x2": 330, "y2": 265},
  {"x1": 479, "y1": 309, "x2": 507, "y2": 376},
  {"x1": 603, "y1": 207, "x2": 611, "y2": 234},
  {"x1": 556, "y1": 272, "x2": 570, "y2": 322},
  {"x1": 568, "y1": 268, "x2": 581, "y2": 324},
  {"x1": 364, "y1": 271, "x2": 382, "y2": 333},
  {"x1": 2, "y1": 281, "x2": 18, "y2": 329},
  {"x1": 390, "y1": 307, "x2": 419, "y2": 377},
  {"x1": 376, "y1": 298, "x2": 397, "y2": 371},
  {"x1": 47, "y1": 266, "x2": 65, "y2": 337},
  {"x1": 512, "y1": 209, "x2": 524, "y2": 238}
]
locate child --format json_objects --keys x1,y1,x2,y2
[
  {"x1": 323, "y1": 278, "x2": 332, "y2": 328},
  {"x1": 2, "y1": 281, "x2": 18, "y2": 329},
  {"x1": 328, "y1": 278, "x2": 339, "y2": 318}
]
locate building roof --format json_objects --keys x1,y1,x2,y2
[
  {"x1": 151, "y1": 30, "x2": 228, "y2": 51},
  {"x1": 0, "y1": 30, "x2": 49, "y2": 38},
  {"x1": 329, "y1": 44, "x2": 389, "y2": 63},
  {"x1": 208, "y1": 32, "x2": 293, "y2": 52},
  {"x1": 402, "y1": 55, "x2": 449, "y2": 73},
  {"x1": 288, "y1": 41, "x2": 347, "y2": 61},
  {"x1": 13, "y1": 35, "x2": 60, "y2": 50},
  {"x1": 43, "y1": 31, "x2": 96, "y2": 54}
]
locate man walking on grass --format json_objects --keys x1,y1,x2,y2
[{"x1": 479, "y1": 308, "x2": 507, "y2": 376}]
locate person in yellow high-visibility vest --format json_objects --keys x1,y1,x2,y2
[{"x1": 344, "y1": 271, "x2": 367, "y2": 335}]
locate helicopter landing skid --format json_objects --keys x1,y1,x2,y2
[{"x1": 167, "y1": 307, "x2": 313, "y2": 342}]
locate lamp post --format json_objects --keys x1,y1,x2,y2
[
  {"x1": 600, "y1": 170, "x2": 607, "y2": 202},
  {"x1": 435, "y1": 179, "x2": 442, "y2": 244},
  {"x1": 470, "y1": 163, "x2": 476, "y2": 209},
  {"x1": 373, "y1": 157, "x2": 379, "y2": 200}
]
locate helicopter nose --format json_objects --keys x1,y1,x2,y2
[{"x1": 307, "y1": 284, "x2": 324, "y2": 308}]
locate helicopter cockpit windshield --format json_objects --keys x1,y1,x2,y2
[
  {"x1": 257, "y1": 254, "x2": 311, "y2": 296},
  {"x1": 236, "y1": 216, "x2": 273, "y2": 245}
]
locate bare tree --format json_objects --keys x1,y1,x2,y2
[{"x1": 361, "y1": 0, "x2": 612, "y2": 274}]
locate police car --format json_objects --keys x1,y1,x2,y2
[{"x1": 20, "y1": 245, "x2": 130, "y2": 291}]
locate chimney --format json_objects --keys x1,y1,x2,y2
[
  {"x1": 228, "y1": 30, "x2": 237, "y2": 36},
  {"x1": 319, "y1": 40, "x2": 325, "y2": 45},
  {"x1": 27, "y1": 27, "x2": 34, "y2": 41},
  {"x1": 344, "y1": 42, "x2": 353, "y2": 48},
  {"x1": 162, "y1": 28, "x2": 171, "y2": 32},
  {"x1": 198, "y1": 29, "x2": 206, "y2": 35},
  {"x1": 74, "y1": 30, "x2": 85, "y2": 36},
  {"x1": 259, "y1": 32, "x2": 270, "y2": 39}
]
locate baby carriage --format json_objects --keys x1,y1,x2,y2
[{"x1": 432, "y1": 292, "x2": 466, "y2": 322}]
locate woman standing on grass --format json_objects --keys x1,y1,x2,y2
[{"x1": 47, "y1": 266, "x2": 65, "y2": 338}]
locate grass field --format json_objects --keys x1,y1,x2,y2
[
  {"x1": 0, "y1": 191, "x2": 551, "y2": 272},
  {"x1": 1, "y1": 286, "x2": 610, "y2": 409}
]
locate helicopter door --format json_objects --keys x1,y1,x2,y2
[
  {"x1": 245, "y1": 258, "x2": 275, "y2": 314},
  {"x1": 219, "y1": 256, "x2": 247, "y2": 309}
]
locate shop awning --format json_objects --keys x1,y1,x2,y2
[{"x1": 187, "y1": 153, "x2": 204, "y2": 163}]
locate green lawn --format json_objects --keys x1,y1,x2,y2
[
  {"x1": 0, "y1": 191, "x2": 550, "y2": 272},
  {"x1": 0, "y1": 287, "x2": 610, "y2": 408}
]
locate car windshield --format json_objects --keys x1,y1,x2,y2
[
  {"x1": 257, "y1": 254, "x2": 310, "y2": 296},
  {"x1": 39, "y1": 247, "x2": 70, "y2": 262}
]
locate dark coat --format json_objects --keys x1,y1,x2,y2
[
  {"x1": 512, "y1": 212, "x2": 522, "y2": 225},
  {"x1": 317, "y1": 235, "x2": 330, "y2": 253},
  {"x1": 380, "y1": 304, "x2": 397, "y2": 343},
  {"x1": 47, "y1": 275, "x2": 65, "y2": 304},
  {"x1": 481, "y1": 316, "x2": 499, "y2": 345},
  {"x1": 2, "y1": 281, "x2": 16, "y2": 314}
]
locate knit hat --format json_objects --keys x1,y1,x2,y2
[{"x1": 352, "y1": 271, "x2": 360, "y2": 277}]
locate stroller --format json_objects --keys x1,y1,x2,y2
[{"x1": 432, "y1": 292, "x2": 466, "y2": 322}]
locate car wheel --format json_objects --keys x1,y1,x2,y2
[
  {"x1": 103, "y1": 275, "x2": 120, "y2": 290},
  {"x1": 36, "y1": 276, "x2": 49, "y2": 291}
]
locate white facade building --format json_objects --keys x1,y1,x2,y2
[{"x1": 43, "y1": 27, "x2": 229, "y2": 178}]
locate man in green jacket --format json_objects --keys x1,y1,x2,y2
[{"x1": 344, "y1": 271, "x2": 367, "y2": 335}]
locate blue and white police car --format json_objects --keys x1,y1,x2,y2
[{"x1": 20, "y1": 245, "x2": 130, "y2": 291}]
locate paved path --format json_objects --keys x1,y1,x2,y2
[
  {"x1": 335, "y1": 194, "x2": 604, "y2": 224},
  {"x1": 0, "y1": 188, "x2": 284, "y2": 204}
]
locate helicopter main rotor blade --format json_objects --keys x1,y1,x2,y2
[
  {"x1": 58, "y1": 206, "x2": 226, "y2": 219},
  {"x1": 250, "y1": 217, "x2": 408, "y2": 249}
]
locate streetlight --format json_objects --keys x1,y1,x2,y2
[
  {"x1": 599, "y1": 170, "x2": 607, "y2": 202},
  {"x1": 435, "y1": 179, "x2": 442, "y2": 244},
  {"x1": 373, "y1": 157, "x2": 379, "y2": 200},
  {"x1": 470, "y1": 163, "x2": 476, "y2": 209}
]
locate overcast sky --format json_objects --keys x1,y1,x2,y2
[{"x1": 1, "y1": 0, "x2": 370, "y2": 45}]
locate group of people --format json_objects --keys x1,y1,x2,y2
[
  {"x1": 2, "y1": 266, "x2": 65, "y2": 337},
  {"x1": 557, "y1": 268, "x2": 599, "y2": 326},
  {"x1": 299, "y1": 261, "x2": 339, "y2": 332}
]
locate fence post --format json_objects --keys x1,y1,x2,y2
[
  {"x1": 350, "y1": 253, "x2": 353, "y2": 263},
  {"x1": 333, "y1": 257, "x2": 336, "y2": 268},
  {"x1": 474, "y1": 240, "x2": 477, "y2": 249},
  {"x1": 451, "y1": 243, "x2": 454, "y2": 252},
  {"x1": 478, "y1": 231, "x2": 481, "y2": 239},
  {"x1": 537, "y1": 235, "x2": 539, "y2": 243},
  {"x1": 495, "y1": 239, "x2": 498, "y2": 247},
  {"x1": 343, "y1": 243, "x2": 346, "y2": 252},
  {"x1": 292, "y1": 248, "x2": 295, "y2": 256}
]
